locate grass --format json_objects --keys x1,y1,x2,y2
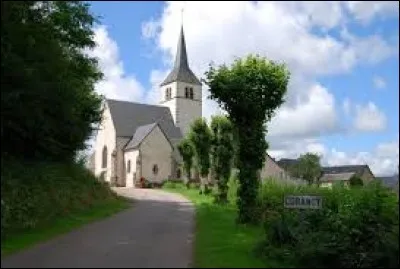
[
  {"x1": 163, "y1": 183, "x2": 281, "y2": 268},
  {"x1": 1, "y1": 197, "x2": 131, "y2": 257}
]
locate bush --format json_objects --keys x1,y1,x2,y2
[
  {"x1": 349, "y1": 175, "x2": 364, "y2": 187},
  {"x1": 1, "y1": 159, "x2": 120, "y2": 240},
  {"x1": 256, "y1": 180, "x2": 399, "y2": 268}
]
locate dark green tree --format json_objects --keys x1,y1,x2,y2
[
  {"x1": 204, "y1": 55, "x2": 289, "y2": 223},
  {"x1": 349, "y1": 175, "x2": 364, "y2": 187},
  {"x1": 188, "y1": 118, "x2": 213, "y2": 194},
  {"x1": 210, "y1": 115, "x2": 234, "y2": 203},
  {"x1": 294, "y1": 153, "x2": 322, "y2": 185},
  {"x1": 1, "y1": 1, "x2": 103, "y2": 162},
  {"x1": 177, "y1": 138, "x2": 194, "y2": 187}
]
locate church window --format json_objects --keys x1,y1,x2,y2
[
  {"x1": 177, "y1": 168, "x2": 181, "y2": 179},
  {"x1": 127, "y1": 160, "x2": 131, "y2": 173},
  {"x1": 189, "y1": 88, "x2": 194, "y2": 99},
  {"x1": 152, "y1": 164, "x2": 159, "y2": 175},
  {"x1": 102, "y1": 146, "x2": 107, "y2": 168},
  {"x1": 185, "y1": 87, "x2": 189, "y2": 98},
  {"x1": 165, "y1": 87, "x2": 172, "y2": 100}
]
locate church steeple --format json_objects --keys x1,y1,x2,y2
[{"x1": 160, "y1": 26, "x2": 202, "y2": 86}]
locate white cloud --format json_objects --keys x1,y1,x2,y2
[
  {"x1": 90, "y1": 26, "x2": 146, "y2": 102},
  {"x1": 373, "y1": 76, "x2": 387, "y2": 89},
  {"x1": 268, "y1": 83, "x2": 338, "y2": 139},
  {"x1": 354, "y1": 102, "x2": 387, "y2": 132},
  {"x1": 345, "y1": 1, "x2": 399, "y2": 24},
  {"x1": 143, "y1": 1, "x2": 397, "y2": 139}
]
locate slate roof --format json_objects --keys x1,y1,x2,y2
[
  {"x1": 125, "y1": 123, "x2": 157, "y2": 150},
  {"x1": 320, "y1": 172, "x2": 356, "y2": 182},
  {"x1": 321, "y1": 165, "x2": 369, "y2": 175},
  {"x1": 160, "y1": 26, "x2": 202, "y2": 86},
  {"x1": 106, "y1": 99, "x2": 182, "y2": 143},
  {"x1": 276, "y1": 158, "x2": 299, "y2": 168}
]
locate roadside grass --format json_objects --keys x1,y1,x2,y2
[
  {"x1": 162, "y1": 182, "x2": 288, "y2": 268},
  {"x1": 1, "y1": 197, "x2": 131, "y2": 257}
]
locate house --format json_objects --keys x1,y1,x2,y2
[
  {"x1": 260, "y1": 154, "x2": 288, "y2": 180},
  {"x1": 276, "y1": 158, "x2": 376, "y2": 188},
  {"x1": 89, "y1": 25, "x2": 202, "y2": 187},
  {"x1": 319, "y1": 165, "x2": 375, "y2": 188}
]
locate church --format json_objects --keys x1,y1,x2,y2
[{"x1": 90, "y1": 25, "x2": 202, "y2": 187}]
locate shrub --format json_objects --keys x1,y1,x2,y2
[
  {"x1": 256, "y1": 180, "x2": 399, "y2": 268},
  {"x1": 349, "y1": 175, "x2": 364, "y2": 187},
  {"x1": 1, "y1": 159, "x2": 119, "y2": 240}
]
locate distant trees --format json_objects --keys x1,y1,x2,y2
[
  {"x1": 1, "y1": 1, "x2": 103, "y2": 162},
  {"x1": 204, "y1": 55, "x2": 289, "y2": 223}
]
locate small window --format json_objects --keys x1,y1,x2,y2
[
  {"x1": 177, "y1": 168, "x2": 181, "y2": 179},
  {"x1": 153, "y1": 164, "x2": 159, "y2": 175},
  {"x1": 189, "y1": 88, "x2": 194, "y2": 99},
  {"x1": 165, "y1": 87, "x2": 172, "y2": 100},
  {"x1": 185, "y1": 87, "x2": 189, "y2": 98},
  {"x1": 102, "y1": 146, "x2": 107, "y2": 168},
  {"x1": 127, "y1": 160, "x2": 131, "y2": 173}
]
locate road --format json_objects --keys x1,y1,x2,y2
[{"x1": 1, "y1": 188, "x2": 195, "y2": 268}]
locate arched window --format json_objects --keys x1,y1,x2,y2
[
  {"x1": 127, "y1": 160, "x2": 131, "y2": 173},
  {"x1": 177, "y1": 168, "x2": 181, "y2": 179},
  {"x1": 153, "y1": 164, "x2": 159, "y2": 175},
  {"x1": 165, "y1": 88, "x2": 169, "y2": 100},
  {"x1": 189, "y1": 88, "x2": 194, "y2": 99},
  {"x1": 185, "y1": 87, "x2": 189, "y2": 98},
  {"x1": 102, "y1": 146, "x2": 107, "y2": 168}
]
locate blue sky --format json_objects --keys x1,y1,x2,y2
[{"x1": 88, "y1": 1, "x2": 399, "y2": 176}]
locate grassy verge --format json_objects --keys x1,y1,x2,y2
[
  {"x1": 163, "y1": 183, "x2": 280, "y2": 268},
  {"x1": 1, "y1": 159, "x2": 132, "y2": 257},
  {"x1": 1, "y1": 197, "x2": 130, "y2": 257}
]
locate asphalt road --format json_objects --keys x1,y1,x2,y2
[{"x1": 1, "y1": 188, "x2": 195, "y2": 268}]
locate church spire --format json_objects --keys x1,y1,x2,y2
[{"x1": 160, "y1": 25, "x2": 201, "y2": 86}]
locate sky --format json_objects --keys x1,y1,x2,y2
[{"x1": 88, "y1": 1, "x2": 399, "y2": 176}]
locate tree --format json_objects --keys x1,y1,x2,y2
[
  {"x1": 210, "y1": 115, "x2": 234, "y2": 203},
  {"x1": 177, "y1": 138, "x2": 194, "y2": 187},
  {"x1": 188, "y1": 118, "x2": 213, "y2": 194},
  {"x1": 1, "y1": 1, "x2": 103, "y2": 162},
  {"x1": 294, "y1": 153, "x2": 322, "y2": 185},
  {"x1": 204, "y1": 55, "x2": 289, "y2": 223}
]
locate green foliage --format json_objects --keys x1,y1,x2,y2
[
  {"x1": 204, "y1": 54, "x2": 290, "y2": 223},
  {"x1": 210, "y1": 116, "x2": 234, "y2": 203},
  {"x1": 188, "y1": 118, "x2": 213, "y2": 194},
  {"x1": 177, "y1": 138, "x2": 194, "y2": 185},
  {"x1": 349, "y1": 175, "x2": 364, "y2": 187},
  {"x1": 1, "y1": 159, "x2": 120, "y2": 240},
  {"x1": 1, "y1": 1, "x2": 103, "y2": 161},
  {"x1": 256, "y1": 180, "x2": 399, "y2": 268},
  {"x1": 292, "y1": 153, "x2": 322, "y2": 185},
  {"x1": 227, "y1": 172, "x2": 240, "y2": 206}
]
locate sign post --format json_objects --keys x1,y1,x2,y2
[{"x1": 284, "y1": 195, "x2": 322, "y2": 209}]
